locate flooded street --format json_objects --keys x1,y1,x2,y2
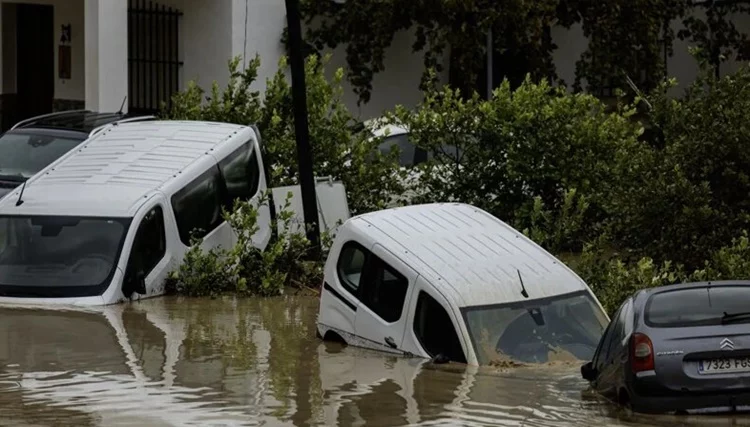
[{"x1": 0, "y1": 296, "x2": 747, "y2": 426}]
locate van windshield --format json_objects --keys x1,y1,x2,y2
[
  {"x1": 463, "y1": 291, "x2": 609, "y2": 365},
  {"x1": 0, "y1": 215, "x2": 131, "y2": 298}
]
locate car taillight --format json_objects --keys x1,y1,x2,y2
[{"x1": 630, "y1": 333, "x2": 655, "y2": 373}]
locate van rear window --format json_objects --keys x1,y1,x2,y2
[{"x1": 646, "y1": 285, "x2": 750, "y2": 327}]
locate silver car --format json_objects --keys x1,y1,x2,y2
[{"x1": 581, "y1": 280, "x2": 750, "y2": 414}]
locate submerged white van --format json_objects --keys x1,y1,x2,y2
[
  {"x1": 317, "y1": 203, "x2": 610, "y2": 366},
  {"x1": 0, "y1": 120, "x2": 348, "y2": 306}
]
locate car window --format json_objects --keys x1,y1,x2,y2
[
  {"x1": 378, "y1": 133, "x2": 416, "y2": 167},
  {"x1": 337, "y1": 242, "x2": 366, "y2": 295},
  {"x1": 219, "y1": 140, "x2": 261, "y2": 209},
  {"x1": 592, "y1": 321, "x2": 614, "y2": 370},
  {"x1": 171, "y1": 166, "x2": 224, "y2": 245},
  {"x1": 359, "y1": 256, "x2": 409, "y2": 323},
  {"x1": 124, "y1": 206, "x2": 167, "y2": 292},
  {"x1": 646, "y1": 285, "x2": 750, "y2": 327},
  {"x1": 0, "y1": 132, "x2": 83, "y2": 179},
  {"x1": 607, "y1": 299, "x2": 632, "y2": 359},
  {"x1": 594, "y1": 305, "x2": 623, "y2": 369},
  {"x1": 413, "y1": 291, "x2": 467, "y2": 363}
]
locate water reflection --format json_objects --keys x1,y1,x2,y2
[{"x1": 0, "y1": 296, "x2": 748, "y2": 426}]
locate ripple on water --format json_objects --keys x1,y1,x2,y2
[{"x1": 0, "y1": 296, "x2": 748, "y2": 426}]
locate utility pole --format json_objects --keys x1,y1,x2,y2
[{"x1": 285, "y1": 0, "x2": 321, "y2": 257}]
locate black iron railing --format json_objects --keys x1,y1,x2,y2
[{"x1": 128, "y1": 0, "x2": 183, "y2": 115}]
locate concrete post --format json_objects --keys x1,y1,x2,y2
[{"x1": 85, "y1": 0, "x2": 128, "y2": 113}]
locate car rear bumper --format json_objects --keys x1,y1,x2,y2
[{"x1": 632, "y1": 390, "x2": 750, "y2": 414}]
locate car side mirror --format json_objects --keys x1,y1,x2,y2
[
  {"x1": 123, "y1": 269, "x2": 147, "y2": 298},
  {"x1": 134, "y1": 270, "x2": 147, "y2": 295},
  {"x1": 581, "y1": 361, "x2": 597, "y2": 381}
]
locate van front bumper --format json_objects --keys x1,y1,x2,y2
[{"x1": 0, "y1": 295, "x2": 107, "y2": 309}]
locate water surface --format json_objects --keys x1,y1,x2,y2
[{"x1": 0, "y1": 296, "x2": 747, "y2": 426}]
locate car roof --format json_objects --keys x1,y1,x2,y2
[
  {"x1": 346, "y1": 203, "x2": 592, "y2": 308},
  {"x1": 363, "y1": 118, "x2": 409, "y2": 138},
  {"x1": 0, "y1": 120, "x2": 253, "y2": 217},
  {"x1": 9, "y1": 110, "x2": 145, "y2": 135},
  {"x1": 636, "y1": 280, "x2": 750, "y2": 300}
]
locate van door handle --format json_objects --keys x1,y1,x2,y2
[{"x1": 384, "y1": 336, "x2": 397, "y2": 349}]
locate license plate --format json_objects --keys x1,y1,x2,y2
[{"x1": 699, "y1": 357, "x2": 750, "y2": 374}]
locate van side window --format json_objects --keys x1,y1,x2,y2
[
  {"x1": 171, "y1": 166, "x2": 224, "y2": 245},
  {"x1": 219, "y1": 141, "x2": 261, "y2": 208},
  {"x1": 124, "y1": 206, "x2": 166, "y2": 290},
  {"x1": 337, "y1": 242, "x2": 366, "y2": 295},
  {"x1": 414, "y1": 291, "x2": 467, "y2": 363},
  {"x1": 360, "y1": 256, "x2": 408, "y2": 323}
]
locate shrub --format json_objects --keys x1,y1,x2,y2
[
  {"x1": 166, "y1": 192, "x2": 329, "y2": 298},
  {"x1": 163, "y1": 54, "x2": 404, "y2": 215},
  {"x1": 393, "y1": 76, "x2": 645, "y2": 253}
]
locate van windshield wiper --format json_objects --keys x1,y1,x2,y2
[{"x1": 721, "y1": 311, "x2": 750, "y2": 324}]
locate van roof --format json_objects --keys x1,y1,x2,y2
[
  {"x1": 0, "y1": 120, "x2": 251, "y2": 217},
  {"x1": 352, "y1": 203, "x2": 591, "y2": 308}
]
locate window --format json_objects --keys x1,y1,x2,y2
[
  {"x1": 0, "y1": 215, "x2": 130, "y2": 297},
  {"x1": 123, "y1": 206, "x2": 166, "y2": 295},
  {"x1": 359, "y1": 256, "x2": 408, "y2": 323},
  {"x1": 336, "y1": 242, "x2": 411, "y2": 323},
  {"x1": 592, "y1": 322, "x2": 614, "y2": 372},
  {"x1": 337, "y1": 242, "x2": 366, "y2": 295},
  {"x1": 595, "y1": 304, "x2": 623, "y2": 368},
  {"x1": 463, "y1": 291, "x2": 609, "y2": 365},
  {"x1": 646, "y1": 285, "x2": 750, "y2": 327},
  {"x1": 414, "y1": 291, "x2": 467, "y2": 364},
  {"x1": 0, "y1": 131, "x2": 84, "y2": 179},
  {"x1": 378, "y1": 133, "x2": 417, "y2": 167},
  {"x1": 171, "y1": 166, "x2": 224, "y2": 245},
  {"x1": 219, "y1": 141, "x2": 261, "y2": 209},
  {"x1": 606, "y1": 299, "x2": 632, "y2": 360}
]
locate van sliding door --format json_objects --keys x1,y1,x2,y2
[{"x1": 353, "y1": 243, "x2": 417, "y2": 354}]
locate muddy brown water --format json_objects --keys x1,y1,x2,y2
[{"x1": 0, "y1": 296, "x2": 747, "y2": 427}]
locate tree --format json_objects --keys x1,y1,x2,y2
[
  {"x1": 299, "y1": 0, "x2": 750, "y2": 101},
  {"x1": 299, "y1": 0, "x2": 562, "y2": 103},
  {"x1": 564, "y1": 0, "x2": 687, "y2": 95},
  {"x1": 678, "y1": 0, "x2": 750, "y2": 78}
]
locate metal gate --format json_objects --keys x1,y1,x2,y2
[{"x1": 128, "y1": 0, "x2": 183, "y2": 115}]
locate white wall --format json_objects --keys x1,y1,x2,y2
[
  {"x1": 551, "y1": 11, "x2": 750, "y2": 97},
  {"x1": 159, "y1": 0, "x2": 233, "y2": 93},
  {"x1": 0, "y1": 0, "x2": 85, "y2": 100},
  {"x1": 228, "y1": 0, "x2": 444, "y2": 121},
  {"x1": 326, "y1": 28, "x2": 449, "y2": 120},
  {"x1": 84, "y1": 0, "x2": 127, "y2": 112},
  {"x1": 231, "y1": 0, "x2": 286, "y2": 94},
  {"x1": 551, "y1": 23, "x2": 587, "y2": 90}
]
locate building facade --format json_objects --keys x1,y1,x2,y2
[{"x1": 0, "y1": 0, "x2": 749, "y2": 131}]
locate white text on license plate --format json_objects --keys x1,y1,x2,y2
[{"x1": 699, "y1": 357, "x2": 750, "y2": 374}]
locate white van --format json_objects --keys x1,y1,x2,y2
[
  {"x1": 0, "y1": 120, "x2": 348, "y2": 306},
  {"x1": 316, "y1": 203, "x2": 610, "y2": 366}
]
